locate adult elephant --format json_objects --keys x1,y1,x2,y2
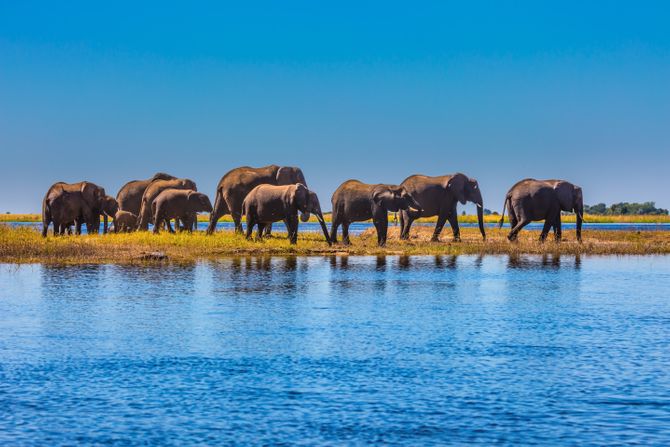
[
  {"x1": 330, "y1": 180, "x2": 422, "y2": 247},
  {"x1": 497, "y1": 178, "x2": 583, "y2": 242},
  {"x1": 42, "y1": 181, "x2": 106, "y2": 236},
  {"x1": 399, "y1": 173, "x2": 486, "y2": 242},
  {"x1": 116, "y1": 172, "x2": 177, "y2": 216},
  {"x1": 46, "y1": 190, "x2": 94, "y2": 235},
  {"x1": 136, "y1": 178, "x2": 197, "y2": 230},
  {"x1": 152, "y1": 189, "x2": 213, "y2": 234},
  {"x1": 206, "y1": 165, "x2": 307, "y2": 234},
  {"x1": 242, "y1": 183, "x2": 331, "y2": 245}
]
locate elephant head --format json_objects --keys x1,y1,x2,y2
[
  {"x1": 373, "y1": 186, "x2": 423, "y2": 213},
  {"x1": 276, "y1": 166, "x2": 307, "y2": 187},
  {"x1": 187, "y1": 191, "x2": 213, "y2": 213},
  {"x1": 80, "y1": 182, "x2": 106, "y2": 210},
  {"x1": 552, "y1": 181, "x2": 583, "y2": 242},
  {"x1": 445, "y1": 173, "x2": 486, "y2": 240},
  {"x1": 101, "y1": 196, "x2": 119, "y2": 218},
  {"x1": 295, "y1": 189, "x2": 331, "y2": 245}
]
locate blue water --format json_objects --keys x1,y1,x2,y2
[
  {"x1": 1, "y1": 255, "x2": 669, "y2": 445},
  {"x1": 10, "y1": 220, "x2": 670, "y2": 235}
]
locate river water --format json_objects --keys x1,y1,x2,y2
[{"x1": 1, "y1": 255, "x2": 669, "y2": 445}]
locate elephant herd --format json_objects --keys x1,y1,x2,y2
[{"x1": 41, "y1": 165, "x2": 584, "y2": 246}]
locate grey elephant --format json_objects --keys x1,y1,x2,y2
[
  {"x1": 207, "y1": 165, "x2": 307, "y2": 234},
  {"x1": 137, "y1": 178, "x2": 197, "y2": 230},
  {"x1": 330, "y1": 180, "x2": 422, "y2": 246},
  {"x1": 152, "y1": 189, "x2": 213, "y2": 234},
  {"x1": 46, "y1": 190, "x2": 94, "y2": 235},
  {"x1": 242, "y1": 183, "x2": 331, "y2": 245},
  {"x1": 116, "y1": 172, "x2": 177, "y2": 216},
  {"x1": 399, "y1": 173, "x2": 486, "y2": 242},
  {"x1": 113, "y1": 210, "x2": 138, "y2": 233},
  {"x1": 498, "y1": 178, "x2": 583, "y2": 242},
  {"x1": 42, "y1": 181, "x2": 106, "y2": 236},
  {"x1": 100, "y1": 196, "x2": 119, "y2": 234}
]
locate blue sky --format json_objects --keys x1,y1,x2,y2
[{"x1": 1, "y1": 1, "x2": 669, "y2": 213}]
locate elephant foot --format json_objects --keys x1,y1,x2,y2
[
  {"x1": 451, "y1": 236, "x2": 461, "y2": 243},
  {"x1": 430, "y1": 235, "x2": 440, "y2": 242}
]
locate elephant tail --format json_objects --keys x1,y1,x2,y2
[{"x1": 498, "y1": 196, "x2": 509, "y2": 229}]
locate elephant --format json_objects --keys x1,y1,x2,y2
[
  {"x1": 100, "y1": 196, "x2": 119, "y2": 234},
  {"x1": 498, "y1": 178, "x2": 583, "y2": 242},
  {"x1": 330, "y1": 180, "x2": 422, "y2": 246},
  {"x1": 113, "y1": 210, "x2": 138, "y2": 233},
  {"x1": 151, "y1": 189, "x2": 213, "y2": 234},
  {"x1": 137, "y1": 178, "x2": 197, "y2": 230},
  {"x1": 242, "y1": 183, "x2": 331, "y2": 245},
  {"x1": 42, "y1": 181, "x2": 106, "y2": 236},
  {"x1": 399, "y1": 173, "x2": 486, "y2": 242},
  {"x1": 207, "y1": 165, "x2": 307, "y2": 234},
  {"x1": 46, "y1": 190, "x2": 94, "y2": 235},
  {"x1": 116, "y1": 172, "x2": 177, "y2": 216}
]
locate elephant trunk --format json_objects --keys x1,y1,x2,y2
[
  {"x1": 575, "y1": 204, "x2": 583, "y2": 243},
  {"x1": 315, "y1": 212, "x2": 331, "y2": 245},
  {"x1": 476, "y1": 203, "x2": 486, "y2": 240}
]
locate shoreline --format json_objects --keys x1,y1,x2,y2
[{"x1": 2, "y1": 225, "x2": 670, "y2": 264}]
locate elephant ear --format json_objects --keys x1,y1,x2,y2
[
  {"x1": 372, "y1": 187, "x2": 397, "y2": 211},
  {"x1": 293, "y1": 184, "x2": 309, "y2": 208},
  {"x1": 80, "y1": 182, "x2": 99, "y2": 206},
  {"x1": 276, "y1": 167, "x2": 305, "y2": 186},
  {"x1": 446, "y1": 174, "x2": 467, "y2": 204},
  {"x1": 552, "y1": 181, "x2": 574, "y2": 212},
  {"x1": 306, "y1": 191, "x2": 322, "y2": 214}
]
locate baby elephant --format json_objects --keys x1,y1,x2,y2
[
  {"x1": 499, "y1": 178, "x2": 583, "y2": 242},
  {"x1": 152, "y1": 189, "x2": 213, "y2": 234},
  {"x1": 242, "y1": 183, "x2": 331, "y2": 245},
  {"x1": 113, "y1": 210, "x2": 138, "y2": 233}
]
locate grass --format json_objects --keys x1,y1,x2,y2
[
  {"x1": 1, "y1": 224, "x2": 669, "y2": 264},
  {"x1": 2, "y1": 213, "x2": 670, "y2": 224}
]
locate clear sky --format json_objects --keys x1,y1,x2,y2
[{"x1": 1, "y1": 1, "x2": 669, "y2": 213}]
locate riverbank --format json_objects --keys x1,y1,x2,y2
[
  {"x1": 2, "y1": 225, "x2": 670, "y2": 263},
  {"x1": 3, "y1": 213, "x2": 670, "y2": 224}
]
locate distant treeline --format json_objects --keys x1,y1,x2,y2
[{"x1": 584, "y1": 202, "x2": 668, "y2": 215}]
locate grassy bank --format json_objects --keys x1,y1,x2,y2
[
  {"x1": 1, "y1": 224, "x2": 669, "y2": 264},
  {"x1": 2, "y1": 213, "x2": 670, "y2": 224}
]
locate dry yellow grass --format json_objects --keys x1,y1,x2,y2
[
  {"x1": 1, "y1": 224, "x2": 669, "y2": 264},
  {"x1": 3, "y1": 213, "x2": 670, "y2": 224}
]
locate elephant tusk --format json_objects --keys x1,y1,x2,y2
[{"x1": 476, "y1": 203, "x2": 482, "y2": 208}]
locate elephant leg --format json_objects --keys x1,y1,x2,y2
[
  {"x1": 553, "y1": 216, "x2": 562, "y2": 242},
  {"x1": 373, "y1": 213, "x2": 389, "y2": 247},
  {"x1": 446, "y1": 212, "x2": 461, "y2": 242},
  {"x1": 539, "y1": 218, "x2": 553, "y2": 243},
  {"x1": 286, "y1": 216, "x2": 299, "y2": 244},
  {"x1": 245, "y1": 215, "x2": 255, "y2": 240},
  {"x1": 342, "y1": 222, "x2": 351, "y2": 245},
  {"x1": 329, "y1": 211, "x2": 341, "y2": 243},
  {"x1": 75, "y1": 221, "x2": 82, "y2": 235},
  {"x1": 232, "y1": 211, "x2": 244, "y2": 234},
  {"x1": 400, "y1": 211, "x2": 415, "y2": 240},
  {"x1": 508, "y1": 218, "x2": 531, "y2": 241},
  {"x1": 103, "y1": 214, "x2": 108, "y2": 234},
  {"x1": 153, "y1": 216, "x2": 161, "y2": 234},
  {"x1": 431, "y1": 211, "x2": 449, "y2": 242},
  {"x1": 374, "y1": 221, "x2": 388, "y2": 247},
  {"x1": 256, "y1": 223, "x2": 266, "y2": 241},
  {"x1": 264, "y1": 223, "x2": 273, "y2": 237}
]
